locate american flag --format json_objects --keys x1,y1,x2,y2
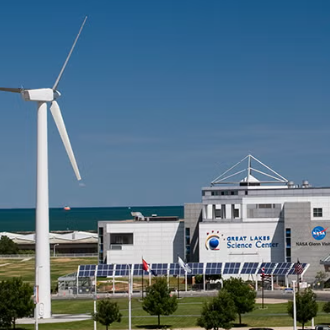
[{"x1": 294, "y1": 260, "x2": 303, "y2": 275}]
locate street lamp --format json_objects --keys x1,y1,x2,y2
[{"x1": 53, "y1": 244, "x2": 59, "y2": 257}]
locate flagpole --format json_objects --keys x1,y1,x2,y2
[
  {"x1": 261, "y1": 274, "x2": 264, "y2": 309},
  {"x1": 185, "y1": 271, "x2": 187, "y2": 292},
  {"x1": 296, "y1": 259, "x2": 300, "y2": 292},
  {"x1": 142, "y1": 269, "x2": 144, "y2": 300},
  {"x1": 177, "y1": 273, "x2": 180, "y2": 299}
]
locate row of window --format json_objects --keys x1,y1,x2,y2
[{"x1": 210, "y1": 190, "x2": 239, "y2": 196}]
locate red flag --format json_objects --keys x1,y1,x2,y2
[
  {"x1": 260, "y1": 266, "x2": 265, "y2": 278},
  {"x1": 142, "y1": 259, "x2": 157, "y2": 276},
  {"x1": 142, "y1": 259, "x2": 149, "y2": 272}
]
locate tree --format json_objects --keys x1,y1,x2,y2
[
  {"x1": 92, "y1": 299, "x2": 122, "y2": 330},
  {"x1": 197, "y1": 289, "x2": 236, "y2": 330},
  {"x1": 142, "y1": 277, "x2": 178, "y2": 328},
  {"x1": 0, "y1": 277, "x2": 34, "y2": 329},
  {"x1": 323, "y1": 301, "x2": 330, "y2": 314},
  {"x1": 287, "y1": 287, "x2": 318, "y2": 329},
  {"x1": 315, "y1": 271, "x2": 327, "y2": 282},
  {"x1": 223, "y1": 277, "x2": 256, "y2": 325},
  {"x1": 0, "y1": 236, "x2": 19, "y2": 254}
]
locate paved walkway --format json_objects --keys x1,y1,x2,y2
[{"x1": 16, "y1": 313, "x2": 91, "y2": 324}]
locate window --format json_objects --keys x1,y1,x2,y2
[
  {"x1": 313, "y1": 208, "x2": 323, "y2": 217},
  {"x1": 110, "y1": 233, "x2": 133, "y2": 245},
  {"x1": 185, "y1": 228, "x2": 190, "y2": 245},
  {"x1": 285, "y1": 228, "x2": 291, "y2": 262},
  {"x1": 258, "y1": 204, "x2": 272, "y2": 209},
  {"x1": 215, "y1": 209, "x2": 221, "y2": 218}
]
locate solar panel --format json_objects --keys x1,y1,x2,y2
[
  {"x1": 240, "y1": 262, "x2": 259, "y2": 274},
  {"x1": 151, "y1": 263, "x2": 168, "y2": 275},
  {"x1": 223, "y1": 262, "x2": 240, "y2": 274},
  {"x1": 115, "y1": 264, "x2": 130, "y2": 276},
  {"x1": 97, "y1": 264, "x2": 114, "y2": 277},
  {"x1": 78, "y1": 264, "x2": 96, "y2": 277},
  {"x1": 169, "y1": 263, "x2": 185, "y2": 276},
  {"x1": 188, "y1": 263, "x2": 204, "y2": 275},
  {"x1": 273, "y1": 263, "x2": 292, "y2": 275},
  {"x1": 205, "y1": 262, "x2": 222, "y2": 275},
  {"x1": 133, "y1": 264, "x2": 142, "y2": 276},
  {"x1": 258, "y1": 262, "x2": 276, "y2": 274}
]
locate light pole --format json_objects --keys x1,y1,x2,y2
[
  {"x1": 292, "y1": 280, "x2": 297, "y2": 330},
  {"x1": 53, "y1": 244, "x2": 59, "y2": 257},
  {"x1": 128, "y1": 264, "x2": 132, "y2": 330},
  {"x1": 94, "y1": 265, "x2": 98, "y2": 330}
]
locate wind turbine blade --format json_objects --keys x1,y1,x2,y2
[
  {"x1": 52, "y1": 16, "x2": 87, "y2": 91},
  {"x1": 0, "y1": 87, "x2": 23, "y2": 93},
  {"x1": 50, "y1": 100, "x2": 81, "y2": 181}
]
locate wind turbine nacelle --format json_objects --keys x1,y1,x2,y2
[{"x1": 21, "y1": 88, "x2": 55, "y2": 102}]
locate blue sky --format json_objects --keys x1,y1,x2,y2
[{"x1": 0, "y1": 1, "x2": 329, "y2": 208}]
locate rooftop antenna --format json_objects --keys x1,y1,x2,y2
[
  {"x1": 211, "y1": 154, "x2": 288, "y2": 186},
  {"x1": 0, "y1": 16, "x2": 87, "y2": 318}
]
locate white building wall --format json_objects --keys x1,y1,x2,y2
[
  {"x1": 105, "y1": 221, "x2": 184, "y2": 264},
  {"x1": 204, "y1": 195, "x2": 330, "y2": 221},
  {"x1": 242, "y1": 195, "x2": 330, "y2": 221},
  {"x1": 199, "y1": 222, "x2": 284, "y2": 263}
]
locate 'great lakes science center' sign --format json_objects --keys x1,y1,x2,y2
[{"x1": 205, "y1": 231, "x2": 279, "y2": 251}]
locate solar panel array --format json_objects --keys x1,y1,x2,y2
[
  {"x1": 223, "y1": 262, "x2": 240, "y2": 274},
  {"x1": 115, "y1": 264, "x2": 129, "y2": 276},
  {"x1": 133, "y1": 264, "x2": 149, "y2": 276},
  {"x1": 188, "y1": 263, "x2": 204, "y2": 275},
  {"x1": 241, "y1": 262, "x2": 259, "y2": 274},
  {"x1": 258, "y1": 262, "x2": 277, "y2": 274},
  {"x1": 273, "y1": 263, "x2": 292, "y2": 275},
  {"x1": 78, "y1": 265, "x2": 96, "y2": 277},
  {"x1": 77, "y1": 262, "x2": 308, "y2": 278},
  {"x1": 97, "y1": 264, "x2": 114, "y2": 277},
  {"x1": 169, "y1": 263, "x2": 185, "y2": 276},
  {"x1": 205, "y1": 263, "x2": 222, "y2": 275},
  {"x1": 151, "y1": 263, "x2": 169, "y2": 275}
]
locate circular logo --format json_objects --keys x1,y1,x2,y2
[
  {"x1": 205, "y1": 232, "x2": 220, "y2": 250},
  {"x1": 312, "y1": 226, "x2": 327, "y2": 240}
]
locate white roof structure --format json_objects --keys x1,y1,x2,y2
[
  {"x1": 211, "y1": 154, "x2": 289, "y2": 187},
  {"x1": 0, "y1": 231, "x2": 98, "y2": 245}
]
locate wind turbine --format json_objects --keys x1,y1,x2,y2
[{"x1": 0, "y1": 16, "x2": 87, "y2": 318}]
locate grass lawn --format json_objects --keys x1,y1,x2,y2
[
  {"x1": 1, "y1": 259, "x2": 329, "y2": 329},
  {"x1": 0, "y1": 257, "x2": 97, "y2": 289},
  {"x1": 13, "y1": 298, "x2": 330, "y2": 330}
]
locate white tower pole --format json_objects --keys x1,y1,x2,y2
[
  {"x1": 36, "y1": 101, "x2": 51, "y2": 319},
  {"x1": 292, "y1": 280, "x2": 297, "y2": 330}
]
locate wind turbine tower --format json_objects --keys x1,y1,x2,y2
[{"x1": 0, "y1": 17, "x2": 87, "y2": 318}]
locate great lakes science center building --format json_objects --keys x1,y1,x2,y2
[{"x1": 98, "y1": 155, "x2": 330, "y2": 283}]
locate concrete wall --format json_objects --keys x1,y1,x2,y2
[
  {"x1": 184, "y1": 203, "x2": 202, "y2": 262},
  {"x1": 284, "y1": 202, "x2": 330, "y2": 282},
  {"x1": 103, "y1": 221, "x2": 184, "y2": 264}
]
